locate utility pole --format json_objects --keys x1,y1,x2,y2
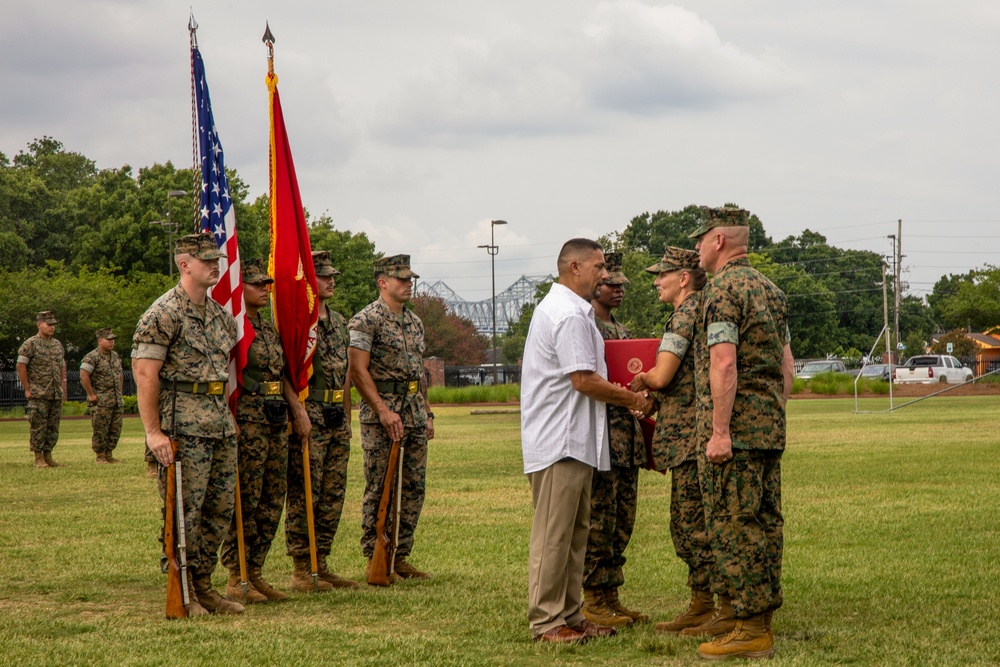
[{"x1": 895, "y1": 219, "x2": 902, "y2": 352}]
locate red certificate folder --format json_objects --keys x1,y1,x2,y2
[{"x1": 603, "y1": 338, "x2": 663, "y2": 472}]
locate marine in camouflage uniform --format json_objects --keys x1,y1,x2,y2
[
  {"x1": 132, "y1": 233, "x2": 242, "y2": 616},
  {"x1": 219, "y1": 259, "x2": 295, "y2": 602},
  {"x1": 582, "y1": 252, "x2": 647, "y2": 627},
  {"x1": 17, "y1": 311, "x2": 67, "y2": 468},
  {"x1": 349, "y1": 254, "x2": 432, "y2": 581},
  {"x1": 635, "y1": 247, "x2": 716, "y2": 635},
  {"x1": 80, "y1": 328, "x2": 124, "y2": 463},
  {"x1": 284, "y1": 251, "x2": 358, "y2": 591},
  {"x1": 690, "y1": 207, "x2": 793, "y2": 660}
]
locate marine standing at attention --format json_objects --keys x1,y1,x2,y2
[
  {"x1": 349, "y1": 254, "x2": 434, "y2": 582},
  {"x1": 81, "y1": 328, "x2": 125, "y2": 464},
  {"x1": 132, "y1": 232, "x2": 243, "y2": 616},
  {"x1": 17, "y1": 311, "x2": 66, "y2": 469}
]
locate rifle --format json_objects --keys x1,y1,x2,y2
[
  {"x1": 164, "y1": 383, "x2": 189, "y2": 618},
  {"x1": 367, "y1": 439, "x2": 402, "y2": 587}
]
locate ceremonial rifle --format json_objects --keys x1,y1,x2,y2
[
  {"x1": 164, "y1": 382, "x2": 189, "y2": 618},
  {"x1": 367, "y1": 439, "x2": 402, "y2": 586}
]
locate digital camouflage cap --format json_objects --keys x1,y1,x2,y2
[
  {"x1": 96, "y1": 328, "x2": 116, "y2": 340},
  {"x1": 374, "y1": 254, "x2": 419, "y2": 280},
  {"x1": 603, "y1": 252, "x2": 630, "y2": 285},
  {"x1": 688, "y1": 206, "x2": 750, "y2": 239},
  {"x1": 241, "y1": 258, "x2": 274, "y2": 284},
  {"x1": 311, "y1": 251, "x2": 340, "y2": 277},
  {"x1": 36, "y1": 311, "x2": 57, "y2": 324},
  {"x1": 645, "y1": 246, "x2": 700, "y2": 274},
  {"x1": 174, "y1": 232, "x2": 226, "y2": 259}
]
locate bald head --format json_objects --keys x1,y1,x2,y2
[
  {"x1": 557, "y1": 238, "x2": 603, "y2": 276},
  {"x1": 695, "y1": 225, "x2": 749, "y2": 273}
]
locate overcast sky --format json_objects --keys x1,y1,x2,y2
[{"x1": 3, "y1": 0, "x2": 997, "y2": 307}]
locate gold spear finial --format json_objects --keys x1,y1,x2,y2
[{"x1": 262, "y1": 22, "x2": 276, "y2": 75}]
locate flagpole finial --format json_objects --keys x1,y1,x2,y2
[
  {"x1": 189, "y1": 10, "x2": 199, "y2": 47},
  {"x1": 262, "y1": 22, "x2": 276, "y2": 75}
]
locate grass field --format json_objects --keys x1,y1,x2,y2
[{"x1": 1, "y1": 397, "x2": 999, "y2": 666}]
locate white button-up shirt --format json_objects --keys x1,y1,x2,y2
[{"x1": 521, "y1": 282, "x2": 610, "y2": 474}]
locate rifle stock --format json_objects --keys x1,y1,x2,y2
[
  {"x1": 367, "y1": 439, "x2": 401, "y2": 586},
  {"x1": 164, "y1": 439, "x2": 187, "y2": 619}
]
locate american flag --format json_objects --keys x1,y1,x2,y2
[{"x1": 193, "y1": 46, "x2": 253, "y2": 412}]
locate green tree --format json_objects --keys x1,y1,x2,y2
[
  {"x1": 307, "y1": 215, "x2": 381, "y2": 318},
  {"x1": 938, "y1": 266, "x2": 1000, "y2": 332},
  {"x1": 751, "y1": 253, "x2": 838, "y2": 358},
  {"x1": 927, "y1": 272, "x2": 973, "y2": 329},
  {"x1": 929, "y1": 329, "x2": 978, "y2": 359},
  {"x1": 410, "y1": 295, "x2": 488, "y2": 365}
]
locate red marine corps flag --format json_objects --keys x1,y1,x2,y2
[
  {"x1": 263, "y1": 23, "x2": 319, "y2": 397},
  {"x1": 190, "y1": 17, "x2": 253, "y2": 414}
]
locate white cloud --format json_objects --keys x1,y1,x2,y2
[{"x1": 370, "y1": 1, "x2": 797, "y2": 146}]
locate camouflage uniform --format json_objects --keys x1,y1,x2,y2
[
  {"x1": 220, "y1": 310, "x2": 289, "y2": 571},
  {"x1": 349, "y1": 256, "x2": 428, "y2": 560},
  {"x1": 17, "y1": 313, "x2": 65, "y2": 455},
  {"x1": 584, "y1": 313, "x2": 645, "y2": 590},
  {"x1": 285, "y1": 277, "x2": 353, "y2": 562},
  {"x1": 81, "y1": 330, "x2": 124, "y2": 456},
  {"x1": 644, "y1": 247, "x2": 716, "y2": 594},
  {"x1": 693, "y1": 239, "x2": 789, "y2": 620},
  {"x1": 133, "y1": 256, "x2": 238, "y2": 584}
]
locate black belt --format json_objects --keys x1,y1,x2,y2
[
  {"x1": 160, "y1": 379, "x2": 226, "y2": 395},
  {"x1": 307, "y1": 388, "x2": 345, "y2": 403},
  {"x1": 374, "y1": 379, "x2": 419, "y2": 395},
  {"x1": 244, "y1": 380, "x2": 283, "y2": 397}
]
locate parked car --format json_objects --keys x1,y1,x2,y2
[
  {"x1": 858, "y1": 363, "x2": 891, "y2": 382},
  {"x1": 893, "y1": 355, "x2": 974, "y2": 384},
  {"x1": 796, "y1": 360, "x2": 848, "y2": 379}
]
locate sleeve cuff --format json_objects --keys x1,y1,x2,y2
[
  {"x1": 658, "y1": 332, "x2": 690, "y2": 358},
  {"x1": 349, "y1": 330, "x2": 373, "y2": 352},
  {"x1": 80, "y1": 362, "x2": 95, "y2": 374},
  {"x1": 707, "y1": 322, "x2": 739, "y2": 346},
  {"x1": 132, "y1": 342, "x2": 168, "y2": 361},
  {"x1": 17, "y1": 355, "x2": 30, "y2": 365}
]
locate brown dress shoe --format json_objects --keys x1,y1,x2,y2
[
  {"x1": 534, "y1": 625, "x2": 588, "y2": 645},
  {"x1": 571, "y1": 620, "x2": 617, "y2": 638}
]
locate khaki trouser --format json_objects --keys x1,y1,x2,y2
[{"x1": 527, "y1": 458, "x2": 593, "y2": 637}]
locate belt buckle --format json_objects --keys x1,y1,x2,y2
[
  {"x1": 208, "y1": 381, "x2": 225, "y2": 396},
  {"x1": 327, "y1": 390, "x2": 344, "y2": 402},
  {"x1": 264, "y1": 381, "x2": 281, "y2": 396},
  {"x1": 407, "y1": 380, "x2": 418, "y2": 394}
]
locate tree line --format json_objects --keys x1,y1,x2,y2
[
  {"x1": 500, "y1": 207, "x2": 1000, "y2": 363},
  {"x1": 2, "y1": 139, "x2": 994, "y2": 371}
]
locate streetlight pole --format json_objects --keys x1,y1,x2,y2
[
  {"x1": 478, "y1": 219, "x2": 507, "y2": 385},
  {"x1": 151, "y1": 190, "x2": 189, "y2": 278}
]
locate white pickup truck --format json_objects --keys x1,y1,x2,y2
[{"x1": 893, "y1": 355, "x2": 974, "y2": 384}]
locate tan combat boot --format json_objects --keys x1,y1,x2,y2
[
  {"x1": 605, "y1": 587, "x2": 649, "y2": 623},
  {"x1": 184, "y1": 576, "x2": 210, "y2": 617},
  {"x1": 290, "y1": 558, "x2": 333, "y2": 592},
  {"x1": 763, "y1": 608, "x2": 775, "y2": 641},
  {"x1": 582, "y1": 587, "x2": 633, "y2": 628},
  {"x1": 249, "y1": 566, "x2": 288, "y2": 601},
  {"x1": 655, "y1": 588, "x2": 715, "y2": 634},
  {"x1": 679, "y1": 594, "x2": 736, "y2": 638},
  {"x1": 317, "y1": 557, "x2": 359, "y2": 589},
  {"x1": 393, "y1": 557, "x2": 430, "y2": 580},
  {"x1": 105, "y1": 452, "x2": 121, "y2": 464},
  {"x1": 43, "y1": 451, "x2": 62, "y2": 467},
  {"x1": 194, "y1": 576, "x2": 245, "y2": 615},
  {"x1": 146, "y1": 461, "x2": 158, "y2": 478},
  {"x1": 96, "y1": 453, "x2": 109, "y2": 464},
  {"x1": 33, "y1": 452, "x2": 49, "y2": 468},
  {"x1": 226, "y1": 572, "x2": 268, "y2": 604},
  {"x1": 697, "y1": 615, "x2": 774, "y2": 661}
]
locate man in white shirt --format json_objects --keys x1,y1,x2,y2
[{"x1": 521, "y1": 238, "x2": 653, "y2": 645}]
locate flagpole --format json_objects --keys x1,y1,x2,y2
[
  {"x1": 188, "y1": 13, "x2": 202, "y2": 233},
  {"x1": 264, "y1": 22, "x2": 320, "y2": 592}
]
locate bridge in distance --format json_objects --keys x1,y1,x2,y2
[{"x1": 415, "y1": 274, "x2": 553, "y2": 335}]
